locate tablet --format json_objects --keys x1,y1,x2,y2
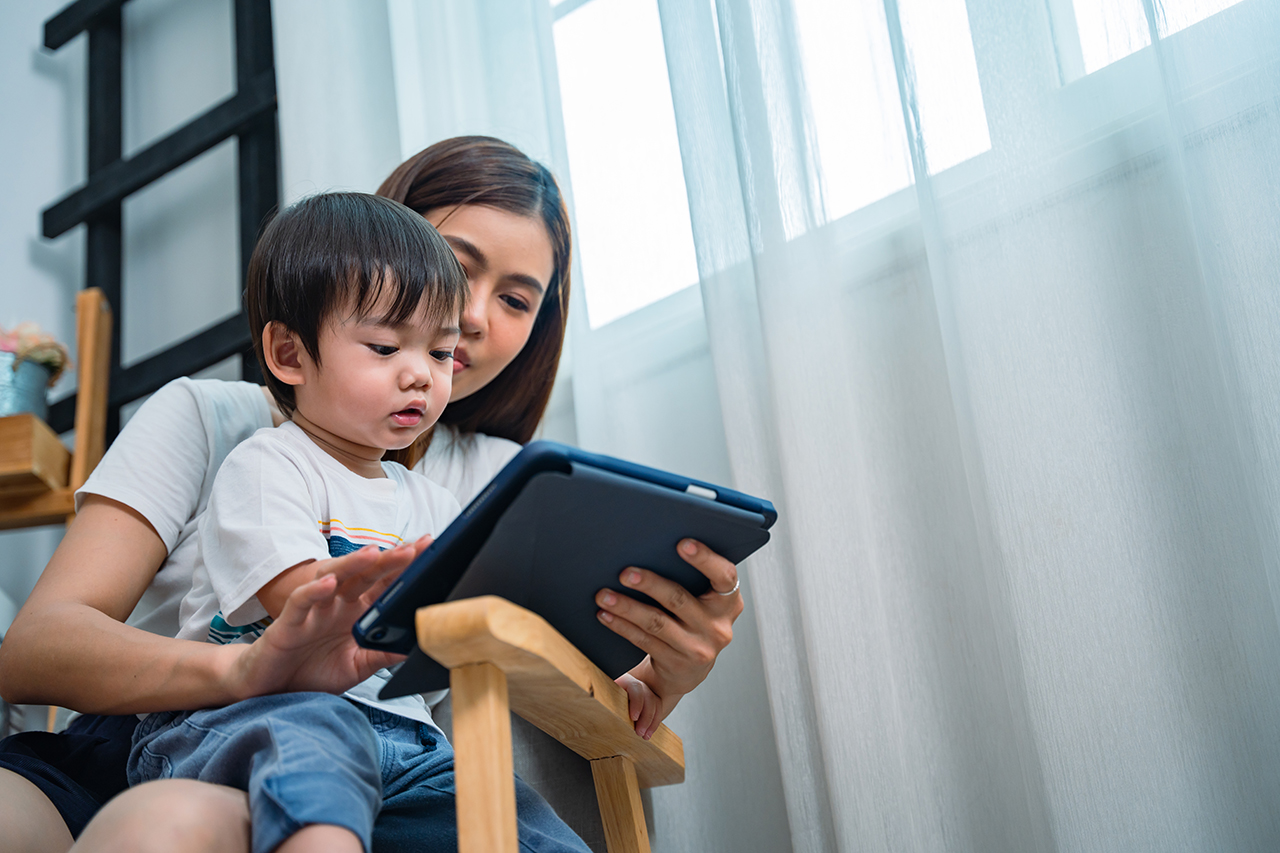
[{"x1": 353, "y1": 440, "x2": 776, "y2": 698}]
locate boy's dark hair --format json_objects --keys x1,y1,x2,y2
[{"x1": 246, "y1": 192, "x2": 467, "y2": 418}]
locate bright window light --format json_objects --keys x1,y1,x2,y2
[
  {"x1": 792, "y1": 0, "x2": 990, "y2": 222},
  {"x1": 898, "y1": 0, "x2": 992, "y2": 174},
  {"x1": 554, "y1": 0, "x2": 701, "y2": 329},
  {"x1": 1072, "y1": 0, "x2": 1246, "y2": 74},
  {"x1": 792, "y1": 0, "x2": 912, "y2": 221}
]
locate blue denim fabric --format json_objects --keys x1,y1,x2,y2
[
  {"x1": 130, "y1": 693, "x2": 590, "y2": 853},
  {"x1": 363, "y1": 705, "x2": 591, "y2": 853},
  {"x1": 129, "y1": 693, "x2": 382, "y2": 853}
]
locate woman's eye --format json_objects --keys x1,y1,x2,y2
[
  {"x1": 368, "y1": 344, "x2": 398, "y2": 356},
  {"x1": 500, "y1": 294, "x2": 530, "y2": 313},
  {"x1": 431, "y1": 350, "x2": 455, "y2": 362}
]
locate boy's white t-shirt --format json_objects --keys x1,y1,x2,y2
[
  {"x1": 176, "y1": 420, "x2": 461, "y2": 725},
  {"x1": 75, "y1": 378, "x2": 523, "y2": 721}
]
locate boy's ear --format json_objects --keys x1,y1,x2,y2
[{"x1": 262, "y1": 322, "x2": 306, "y2": 387}]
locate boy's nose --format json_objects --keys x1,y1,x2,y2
[{"x1": 402, "y1": 354, "x2": 433, "y2": 388}]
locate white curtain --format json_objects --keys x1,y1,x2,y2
[{"x1": 656, "y1": 0, "x2": 1280, "y2": 851}]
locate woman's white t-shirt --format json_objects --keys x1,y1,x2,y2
[{"x1": 76, "y1": 377, "x2": 522, "y2": 642}]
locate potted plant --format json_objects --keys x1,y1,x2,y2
[{"x1": 0, "y1": 322, "x2": 71, "y2": 421}]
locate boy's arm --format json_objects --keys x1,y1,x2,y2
[
  {"x1": 256, "y1": 559, "x2": 323, "y2": 619},
  {"x1": 198, "y1": 438, "x2": 336, "y2": 628},
  {"x1": 0, "y1": 495, "x2": 420, "y2": 713},
  {"x1": 253, "y1": 535, "x2": 427, "y2": 619}
]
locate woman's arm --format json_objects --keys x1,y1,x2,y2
[
  {"x1": 0, "y1": 495, "x2": 416, "y2": 714},
  {"x1": 596, "y1": 538, "x2": 744, "y2": 734}
]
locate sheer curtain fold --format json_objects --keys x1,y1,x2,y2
[{"x1": 663, "y1": 0, "x2": 1280, "y2": 850}]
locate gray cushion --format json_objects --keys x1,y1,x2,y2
[{"x1": 431, "y1": 694, "x2": 607, "y2": 852}]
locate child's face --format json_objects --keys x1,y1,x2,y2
[{"x1": 292, "y1": 297, "x2": 460, "y2": 453}]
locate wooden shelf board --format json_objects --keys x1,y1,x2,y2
[
  {"x1": 0, "y1": 413, "x2": 70, "y2": 496},
  {"x1": 0, "y1": 487, "x2": 75, "y2": 530}
]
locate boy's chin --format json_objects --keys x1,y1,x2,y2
[{"x1": 384, "y1": 430, "x2": 430, "y2": 452}]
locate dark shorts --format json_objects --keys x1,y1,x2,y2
[{"x1": 0, "y1": 713, "x2": 137, "y2": 837}]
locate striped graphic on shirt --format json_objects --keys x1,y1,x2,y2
[
  {"x1": 205, "y1": 519, "x2": 400, "y2": 645},
  {"x1": 320, "y1": 518, "x2": 402, "y2": 556},
  {"x1": 208, "y1": 612, "x2": 272, "y2": 645}
]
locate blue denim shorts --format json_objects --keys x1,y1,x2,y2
[{"x1": 130, "y1": 692, "x2": 590, "y2": 853}]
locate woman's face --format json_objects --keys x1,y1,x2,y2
[{"x1": 425, "y1": 205, "x2": 556, "y2": 402}]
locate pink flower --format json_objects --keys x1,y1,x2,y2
[{"x1": 0, "y1": 322, "x2": 71, "y2": 386}]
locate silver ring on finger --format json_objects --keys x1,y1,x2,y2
[{"x1": 714, "y1": 577, "x2": 740, "y2": 596}]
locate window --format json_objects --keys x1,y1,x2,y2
[
  {"x1": 790, "y1": 0, "x2": 991, "y2": 222},
  {"x1": 1052, "y1": 0, "x2": 1247, "y2": 79},
  {"x1": 551, "y1": 0, "x2": 991, "y2": 324},
  {"x1": 553, "y1": 0, "x2": 700, "y2": 329}
]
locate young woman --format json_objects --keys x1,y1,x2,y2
[{"x1": 0, "y1": 137, "x2": 745, "y2": 853}]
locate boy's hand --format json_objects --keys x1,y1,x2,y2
[
  {"x1": 615, "y1": 671, "x2": 671, "y2": 740},
  {"x1": 227, "y1": 537, "x2": 430, "y2": 699}
]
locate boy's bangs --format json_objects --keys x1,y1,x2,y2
[
  {"x1": 330, "y1": 196, "x2": 467, "y2": 333},
  {"x1": 351, "y1": 260, "x2": 463, "y2": 332}
]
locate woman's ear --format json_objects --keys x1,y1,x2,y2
[{"x1": 262, "y1": 322, "x2": 306, "y2": 387}]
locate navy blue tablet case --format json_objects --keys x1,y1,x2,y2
[{"x1": 354, "y1": 441, "x2": 776, "y2": 698}]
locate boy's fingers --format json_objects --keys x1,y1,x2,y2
[
  {"x1": 278, "y1": 574, "x2": 338, "y2": 626},
  {"x1": 333, "y1": 545, "x2": 413, "y2": 600}
]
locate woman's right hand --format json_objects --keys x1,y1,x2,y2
[{"x1": 226, "y1": 537, "x2": 430, "y2": 700}]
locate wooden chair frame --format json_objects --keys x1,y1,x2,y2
[
  {"x1": 417, "y1": 596, "x2": 685, "y2": 853},
  {"x1": 0, "y1": 288, "x2": 112, "y2": 529}
]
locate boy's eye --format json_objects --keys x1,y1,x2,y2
[
  {"x1": 368, "y1": 344, "x2": 398, "y2": 356},
  {"x1": 500, "y1": 294, "x2": 530, "y2": 313},
  {"x1": 431, "y1": 350, "x2": 455, "y2": 362}
]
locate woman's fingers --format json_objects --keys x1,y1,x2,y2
[
  {"x1": 595, "y1": 585, "x2": 697, "y2": 652},
  {"x1": 615, "y1": 672, "x2": 661, "y2": 739},
  {"x1": 678, "y1": 539, "x2": 741, "y2": 599},
  {"x1": 596, "y1": 602, "x2": 680, "y2": 660}
]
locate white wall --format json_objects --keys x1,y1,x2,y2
[
  {"x1": 0, "y1": 0, "x2": 84, "y2": 632},
  {"x1": 0, "y1": 0, "x2": 242, "y2": 731}
]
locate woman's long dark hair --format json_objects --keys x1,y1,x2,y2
[{"x1": 378, "y1": 136, "x2": 572, "y2": 464}]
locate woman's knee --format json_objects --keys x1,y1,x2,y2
[
  {"x1": 0, "y1": 767, "x2": 73, "y2": 853},
  {"x1": 71, "y1": 779, "x2": 249, "y2": 853}
]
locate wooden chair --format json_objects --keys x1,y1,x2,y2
[
  {"x1": 0, "y1": 288, "x2": 112, "y2": 530},
  {"x1": 0, "y1": 288, "x2": 111, "y2": 731},
  {"x1": 416, "y1": 596, "x2": 685, "y2": 853}
]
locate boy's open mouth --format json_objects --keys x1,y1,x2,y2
[{"x1": 391, "y1": 405, "x2": 425, "y2": 426}]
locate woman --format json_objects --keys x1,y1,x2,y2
[{"x1": 0, "y1": 137, "x2": 744, "y2": 852}]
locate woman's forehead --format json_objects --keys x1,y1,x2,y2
[{"x1": 427, "y1": 205, "x2": 555, "y2": 283}]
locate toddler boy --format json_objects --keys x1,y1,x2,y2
[{"x1": 129, "y1": 193, "x2": 474, "y2": 853}]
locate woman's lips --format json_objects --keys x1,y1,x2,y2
[{"x1": 453, "y1": 350, "x2": 469, "y2": 375}]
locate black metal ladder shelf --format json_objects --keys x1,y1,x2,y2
[{"x1": 41, "y1": 0, "x2": 279, "y2": 440}]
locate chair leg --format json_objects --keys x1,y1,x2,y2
[
  {"x1": 450, "y1": 662, "x2": 519, "y2": 853},
  {"x1": 591, "y1": 756, "x2": 651, "y2": 853}
]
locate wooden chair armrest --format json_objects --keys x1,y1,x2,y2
[{"x1": 416, "y1": 596, "x2": 684, "y2": 788}]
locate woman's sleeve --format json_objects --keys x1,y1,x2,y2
[{"x1": 75, "y1": 378, "x2": 222, "y2": 552}]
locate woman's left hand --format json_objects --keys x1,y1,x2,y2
[{"x1": 599, "y1": 538, "x2": 744, "y2": 728}]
